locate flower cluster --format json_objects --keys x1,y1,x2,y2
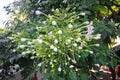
[
  {"x1": 85, "y1": 21, "x2": 94, "y2": 39},
  {"x1": 15, "y1": 8, "x2": 103, "y2": 79}
]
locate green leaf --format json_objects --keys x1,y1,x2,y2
[
  {"x1": 80, "y1": 73, "x2": 88, "y2": 80},
  {"x1": 69, "y1": 70, "x2": 78, "y2": 80},
  {"x1": 92, "y1": 5, "x2": 108, "y2": 15}
]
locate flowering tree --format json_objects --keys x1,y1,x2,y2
[
  {"x1": 11, "y1": 8, "x2": 115, "y2": 80},
  {"x1": 3, "y1": 0, "x2": 120, "y2": 79}
]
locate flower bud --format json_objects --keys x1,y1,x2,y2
[
  {"x1": 52, "y1": 21, "x2": 57, "y2": 25},
  {"x1": 54, "y1": 39, "x2": 58, "y2": 44},
  {"x1": 95, "y1": 44, "x2": 100, "y2": 47},
  {"x1": 50, "y1": 45, "x2": 54, "y2": 49},
  {"x1": 53, "y1": 47, "x2": 58, "y2": 52},
  {"x1": 58, "y1": 30, "x2": 62, "y2": 34},
  {"x1": 58, "y1": 67, "x2": 62, "y2": 72},
  {"x1": 35, "y1": 10, "x2": 41, "y2": 15},
  {"x1": 94, "y1": 34, "x2": 101, "y2": 39},
  {"x1": 38, "y1": 39, "x2": 43, "y2": 44},
  {"x1": 68, "y1": 24, "x2": 73, "y2": 28},
  {"x1": 73, "y1": 43, "x2": 77, "y2": 47},
  {"x1": 19, "y1": 45, "x2": 26, "y2": 48},
  {"x1": 21, "y1": 38, "x2": 27, "y2": 42},
  {"x1": 79, "y1": 12, "x2": 86, "y2": 16},
  {"x1": 76, "y1": 38, "x2": 81, "y2": 42}
]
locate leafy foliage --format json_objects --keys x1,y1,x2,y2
[
  {"x1": 4, "y1": 0, "x2": 120, "y2": 45},
  {"x1": 11, "y1": 8, "x2": 116, "y2": 79},
  {"x1": 2, "y1": 0, "x2": 120, "y2": 79}
]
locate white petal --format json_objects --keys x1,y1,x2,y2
[
  {"x1": 79, "y1": 12, "x2": 86, "y2": 16},
  {"x1": 52, "y1": 21, "x2": 57, "y2": 25},
  {"x1": 73, "y1": 43, "x2": 77, "y2": 47},
  {"x1": 50, "y1": 45, "x2": 54, "y2": 49},
  {"x1": 38, "y1": 39, "x2": 43, "y2": 44},
  {"x1": 53, "y1": 47, "x2": 58, "y2": 52},
  {"x1": 35, "y1": 10, "x2": 41, "y2": 15},
  {"x1": 58, "y1": 67, "x2": 62, "y2": 72},
  {"x1": 58, "y1": 30, "x2": 62, "y2": 34},
  {"x1": 54, "y1": 39, "x2": 58, "y2": 44},
  {"x1": 19, "y1": 45, "x2": 26, "y2": 48},
  {"x1": 76, "y1": 38, "x2": 81, "y2": 42},
  {"x1": 95, "y1": 44, "x2": 100, "y2": 47},
  {"x1": 21, "y1": 38, "x2": 27, "y2": 42},
  {"x1": 68, "y1": 24, "x2": 73, "y2": 28}
]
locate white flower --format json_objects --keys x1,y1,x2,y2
[
  {"x1": 36, "y1": 54, "x2": 39, "y2": 56},
  {"x1": 30, "y1": 56, "x2": 34, "y2": 59},
  {"x1": 81, "y1": 42, "x2": 85, "y2": 47},
  {"x1": 76, "y1": 38, "x2": 81, "y2": 42},
  {"x1": 89, "y1": 51, "x2": 93, "y2": 54},
  {"x1": 38, "y1": 39, "x2": 42, "y2": 44},
  {"x1": 12, "y1": 49, "x2": 16, "y2": 52},
  {"x1": 21, "y1": 38, "x2": 27, "y2": 42},
  {"x1": 56, "y1": 8, "x2": 59, "y2": 12},
  {"x1": 66, "y1": 42, "x2": 68, "y2": 45},
  {"x1": 73, "y1": 43, "x2": 77, "y2": 47},
  {"x1": 68, "y1": 24, "x2": 73, "y2": 28},
  {"x1": 48, "y1": 14, "x2": 52, "y2": 19},
  {"x1": 19, "y1": 45, "x2": 26, "y2": 48},
  {"x1": 68, "y1": 57, "x2": 71, "y2": 60},
  {"x1": 26, "y1": 51, "x2": 31, "y2": 53},
  {"x1": 42, "y1": 21, "x2": 46, "y2": 24},
  {"x1": 86, "y1": 21, "x2": 94, "y2": 34},
  {"x1": 63, "y1": 0, "x2": 67, "y2": 3},
  {"x1": 70, "y1": 37, "x2": 73, "y2": 40},
  {"x1": 58, "y1": 67, "x2": 62, "y2": 72},
  {"x1": 48, "y1": 54, "x2": 51, "y2": 57},
  {"x1": 84, "y1": 21, "x2": 89, "y2": 24},
  {"x1": 70, "y1": 20, "x2": 73, "y2": 22},
  {"x1": 67, "y1": 39, "x2": 71, "y2": 43},
  {"x1": 79, "y1": 12, "x2": 86, "y2": 16},
  {"x1": 54, "y1": 39, "x2": 58, "y2": 44},
  {"x1": 38, "y1": 63, "x2": 42, "y2": 67},
  {"x1": 72, "y1": 60, "x2": 77, "y2": 64},
  {"x1": 50, "y1": 62, "x2": 52, "y2": 65},
  {"x1": 69, "y1": 65, "x2": 74, "y2": 68},
  {"x1": 22, "y1": 52, "x2": 27, "y2": 55},
  {"x1": 54, "y1": 60, "x2": 57, "y2": 62},
  {"x1": 50, "y1": 45, "x2": 54, "y2": 49},
  {"x1": 28, "y1": 41, "x2": 32, "y2": 45},
  {"x1": 78, "y1": 55, "x2": 81, "y2": 58},
  {"x1": 65, "y1": 62, "x2": 67, "y2": 65},
  {"x1": 0, "y1": 69, "x2": 3, "y2": 73},
  {"x1": 53, "y1": 47, "x2": 58, "y2": 52},
  {"x1": 35, "y1": 10, "x2": 41, "y2": 15},
  {"x1": 57, "y1": 30, "x2": 62, "y2": 34},
  {"x1": 95, "y1": 44, "x2": 100, "y2": 47},
  {"x1": 94, "y1": 34, "x2": 101, "y2": 39},
  {"x1": 52, "y1": 21, "x2": 57, "y2": 25},
  {"x1": 39, "y1": 35, "x2": 43, "y2": 38},
  {"x1": 78, "y1": 47, "x2": 82, "y2": 49},
  {"x1": 48, "y1": 31, "x2": 54, "y2": 37}
]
